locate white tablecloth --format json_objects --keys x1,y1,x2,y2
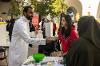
[{"x1": 22, "y1": 56, "x2": 64, "y2": 66}]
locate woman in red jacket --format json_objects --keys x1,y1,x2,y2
[{"x1": 58, "y1": 14, "x2": 79, "y2": 55}]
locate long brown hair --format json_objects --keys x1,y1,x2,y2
[{"x1": 59, "y1": 14, "x2": 73, "y2": 38}]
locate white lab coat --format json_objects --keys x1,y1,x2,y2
[{"x1": 8, "y1": 16, "x2": 43, "y2": 66}]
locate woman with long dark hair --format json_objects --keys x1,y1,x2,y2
[{"x1": 58, "y1": 14, "x2": 79, "y2": 55}]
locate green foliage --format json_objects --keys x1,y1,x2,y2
[
  {"x1": 31, "y1": 0, "x2": 68, "y2": 16},
  {"x1": 31, "y1": 0, "x2": 52, "y2": 16},
  {"x1": 50, "y1": 0, "x2": 68, "y2": 16},
  {"x1": 8, "y1": 0, "x2": 20, "y2": 17}
]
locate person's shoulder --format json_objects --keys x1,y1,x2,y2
[
  {"x1": 71, "y1": 38, "x2": 92, "y2": 52},
  {"x1": 70, "y1": 26, "x2": 79, "y2": 37},
  {"x1": 71, "y1": 38, "x2": 87, "y2": 47},
  {"x1": 71, "y1": 25, "x2": 76, "y2": 30},
  {"x1": 70, "y1": 38, "x2": 80, "y2": 47},
  {"x1": 14, "y1": 17, "x2": 24, "y2": 28},
  {"x1": 70, "y1": 25, "x2": 76, "y2": 34},
  {"x1": 15, "y1": 17, "x2": 24, "y2": 24}
]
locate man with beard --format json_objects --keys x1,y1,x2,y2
[{"x1": 8, "y1": 6, "x2": 43, "y2": 66}]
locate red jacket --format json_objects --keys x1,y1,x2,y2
[{"x1": 58, "y1": 26, "x2": 79, "y2": 53}]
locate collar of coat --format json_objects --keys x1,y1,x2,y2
[{"x1": 22, "y1": 16, "x2": 30, "y2": 23}]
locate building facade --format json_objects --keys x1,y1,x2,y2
[
  {"x1": 66, "y1": 0, "x2": 100, "y2": 20},
  {"x1": 0, "y1": 0, "x2": 100, "y2": 20}
]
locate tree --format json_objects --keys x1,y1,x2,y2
[
  {"x1": 8, "y1": 0, "x2": 20, "y2": 19},
  {"x1": 31, "y1": 0, "x2": 52, "y2": 16},
  {"x1": 30, "y1": 0, "x2": 68, "y2": 16},
  {"x1": 50, "y1": 0, "x2": 68, "y2": 16}
]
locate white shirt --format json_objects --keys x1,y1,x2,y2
[{"x1": 8, "y1": 16, "x2": 44, "y2": 66}]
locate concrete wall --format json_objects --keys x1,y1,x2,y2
[{"x1": 0, "y1": 2, "x2": 11, "y2": 20}]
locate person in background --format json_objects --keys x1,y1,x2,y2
[
  {"x1": 41, "y1": 18, "x2": 46, "y2": 38},
  {"x1": 34, "y1": 25, "x2": 43, "y2": 38},
  {"x1": 28, "y1": 20, "x2": 35, "y2": 47},
  {"x1": 8, "y1": 6, "x2": 43, "y2": 66},
  {"x1": 6, "y1": 19, "x2": 15, "y2": 41},
  {"x1": 65, "y1": 16, "x2": 100, "y2": 66},
  {"x1": 39, "y1": 19, "x2": 57, "y2": 56},
  {"x1": 58, "y1": 14, "x2": 79, "y2": 56},
  {"x1": 51, "y1": 19, "x2": 57, "y2": 36},
  {"x1": 28, "y1": 24, "x2": 43, "y2": 56},
  {"x1": 29, "y1": 20, "x2": 35, "y2": 32}
]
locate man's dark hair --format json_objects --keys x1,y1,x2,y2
[{"x1": 23, "y1": 6, "x2": 32, "y2": 13}]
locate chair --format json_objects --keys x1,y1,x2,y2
[{"x1": 0, "y1": 47, "x2": 8, "y2": 66}]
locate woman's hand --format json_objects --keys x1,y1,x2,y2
[
  {"x1": 62, "y1": 52, "x2": 67, "y2": 56},
  {"x1": 51, "y1": 51, "x2": 63, "y2": 57}
]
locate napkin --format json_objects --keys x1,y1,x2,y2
[{"x1": 23, "y1": 56, "x2": 34, "y2": 65}]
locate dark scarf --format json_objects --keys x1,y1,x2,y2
[{"x1": 78, "y1": 16, "x2": 100, "y2": 49}]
